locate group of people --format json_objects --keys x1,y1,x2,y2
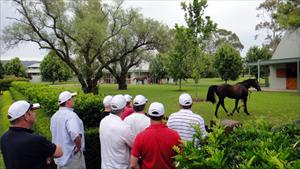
[{"x1": 0, "y1": 91, "x2": 207, "y2": 169}]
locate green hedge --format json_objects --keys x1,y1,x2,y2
[
  {"x1": 0, "y1": 91, "x2": 14, "y2": 169},
  {"x1": 174, "y1": 120, "x2": 300, "y2": 169},
  {"x1": 11, "y1": 82, "x2": 104, "y2": 128},
  {"x1": 0, "y1": 76, "x2": 28, "y2": 94}
]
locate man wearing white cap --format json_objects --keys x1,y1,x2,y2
[
  {"x1": 167, "y1": 93, "x2": 207, "y2": 142},
  {"x1": 130, "y1": 102, "x2": 181, "y2": 169},
  {"x1": 100, "y1": 95, "x2": 113, "y2": 122},
  {"x1": 124, "y1": 95, "x2": 150, "y2": 138},
  {"x1": 50, "y1": 91, "x2": 86, "y2": 169},
  {"x1": 1, "y1": 100, "x2": 63, "y2": 169},
  {"x1": 121, "y1": 94, "x2": 134, "y2": 120},
  {"x1": 100, "y1": 95, "x2": 134, "y2": 169}
]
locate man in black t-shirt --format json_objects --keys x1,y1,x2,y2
[{"x1": 0, "y1": 100, "x2": 63, "y2": 169}]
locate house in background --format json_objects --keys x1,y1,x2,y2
[
  {"x1": 27, "y1": 62, "x2": 42, "y2": 82},
  {"x1": 249, "y1": 28, "x2": 300, "y2": 92}
]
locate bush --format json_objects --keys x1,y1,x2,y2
[
  {"x1": 0, "y1": 76, "x2": 28, "y2": 93},
  {"x1": 84, "y1": 128, "x2": 101, "y2": 169},
  {"x1": 174, "y1": 120, "x2": 300, "y2": 169},
  {"x1": 11, "y1": 82, "x2": 103, "y2": 128}
]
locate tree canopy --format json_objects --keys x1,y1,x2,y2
[
  {"x1": 4, "y1": 57, "x2": 27, "y2": 77},
  {"x1": 274, "y1": 0, "x2": 300, "y2": 29},
  {"x1": 0, "y1": 61, "x2": 4, "y2": 79},
  {"x1": 256, "y1": 0, "x2": 283, "y2": 54},
  {"x1": 246, "y1": 46, "x2": 272, "y2": 78},
  {"x1": 3, "y1": 0, "x2": 165, "y2": 93},
  {"x1": 40, "y1": 51, "x2": 73, "y2": 83},
  {"x1": 214, "y1": 43, "x2": 243, "y2": 83}
]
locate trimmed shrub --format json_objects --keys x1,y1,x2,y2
[
  {"x1": 11, "y1": 82, "x2": 103, "y2": 127},
  {"x1": 84, "y1": 128, "x2": 101, "y2": 169},
  {"x1": 174, "y1": 120, "x2": 300, "y2": 169},
  {"x1": 0, "y1": 76, "x2": 28, "y2": 93}
]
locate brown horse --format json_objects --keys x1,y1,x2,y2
[
  {"x1": 206, "y1": 79, "x2": 261, "y2": 118},
  {"x1": 133, "y1": 77, "x2": 147, "y2": 84}
]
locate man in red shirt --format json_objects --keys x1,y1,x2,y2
[
  {"x1": 121, "y1": 94, "x2": 134, "y2": 120},
  {"x1": 130, "y1": 102, "x2": 181, "y2": 169}
]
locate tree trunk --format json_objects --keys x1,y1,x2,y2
[
  {"x1": 80, "y1": 78, "x2": 99, "y2": 94},
  {"x1": 179, "y1": 78, "x2": 182, "y2": 90},
  {"x1": 118, "y1": 73, "x2": 127, "y2": 90}
]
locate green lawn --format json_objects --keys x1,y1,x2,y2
[{"x1": 53, "y1": 78, "x2": 300, "y2": 126}]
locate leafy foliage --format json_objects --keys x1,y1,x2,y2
[
  {"x1": 0, "y1": 76, "x2": 28, "y2": 93},
  {"x1": 214, "y1": 43, "x2": 243, "y2": 82},
  {"x1": 0, "y1": 61, "x2": 4, "y2": 79},
  {"x1": 40, "y1": 51, "x2": 72, "y2": 83},
  {"x1": 246, "y1": 46, "x2": 272, "y2": 78},
  {"x1": 174, "y1": 120, "x2": 300, "y2": 169},
  {"x1": 274, "y1": 0, "x2": 300, "y2": 29},
  {"x1": 256, "y1": 0, "x2": 283, "y2": 54},
  {"x1": 4, "y1": 58, "x2": 27, "y2": 77},
  {"x1": 11, "y1": 82, "x2": 103, "y2": 128},
  {"x1": 149, "y1": 54, "x2": 169, "y2": 83}
]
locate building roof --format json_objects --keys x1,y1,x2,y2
[
  {"x1": 27, "y1": 63, "x2": 40, "y2": 68},
  {"x1": 272, "y1": 28, "x2": 300, "y2": 60},
  {"x1": 248, "y1": 28, "x2": 300, "y2": 66}
]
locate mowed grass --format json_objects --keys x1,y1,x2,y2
[{"x1": 53, "y1": 78, "x2": 300, "y2": 126}]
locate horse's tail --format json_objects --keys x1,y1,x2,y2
[{"x1": 206, "y1": 85, "x2": 218, "y2": 104}]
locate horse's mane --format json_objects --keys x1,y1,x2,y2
[{"x1": 237, "y1": 79, "x2": 254, "y2": 85}]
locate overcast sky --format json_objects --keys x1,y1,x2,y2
[{"x1": 0, "y1": 0, "x2": 267, "y2": 61}]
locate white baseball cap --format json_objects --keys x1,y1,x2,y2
[
  {"x1": 111, "y1": 95, "x2": 126, "y2": 110},
  {"x1": 58, "y1": 91, "x2": 77, "y2": 104},
  {"x1": 133, "y1": 95, "x2": 147, "y2": 106},
  {"x1": 148, "y1": 102, "x2": 164, "y2": 117},
  {"x1": 179, "y1": 93, "x2": 193, "y2": 106},
  {"x1": 103, "y1": 95, "x2": 113, "y2": 107},
  {"x1": 124, "y1": 94, "x2": 132, "y2": 102},
  {"x1": 8, "y1": 100, "x2": 40, "y2": 121}
]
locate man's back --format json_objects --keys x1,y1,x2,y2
[
  {"x1": 50, "y1": 107, "x2": 85, "y2": 166},
  {"x1": 1, "y1": 127, "x2": 56, "y2": 169},
  {"x1": 124, "y1": 113, "x2": 150, "y2": 137},
  {"x1": 100, "y1": 114, "x2": 134, "y2": 169},
  {"x1": 131, "y1": 124, "x2": 180, "y2": 169},
  {"x1": 167, "y1": 109, "x2": 207, "y2": 141}
]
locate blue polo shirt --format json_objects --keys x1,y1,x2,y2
[{"x1": 0, "y1": 127, "x2": 56, "y2": 169}]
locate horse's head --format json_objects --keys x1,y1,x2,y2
[{"x1": 251, "y1": 79, "x2": 261, "y2": 91}]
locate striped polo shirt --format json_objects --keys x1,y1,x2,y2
[{"x1": 167, "y1": 109, "x2": 207, "y2": 142}]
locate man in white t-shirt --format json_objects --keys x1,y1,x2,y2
[
  {"x1": 124, "y1": 95, "x2": 150, "y2": 138},
  {"x1": 100, "y1": 95, "x2": 134, "y2": 169},
  {"x1": 51, "y1": 91, "x2": 85, "y2": 169},
  {"x1": 167, "y1": 93, "x2": 207, "y2": 143}
]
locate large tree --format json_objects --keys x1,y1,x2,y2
[
  {"x1": 181, "y1": 0, "x2": 217, "y2": 84},
  {"x1": 205, "y1": 28, "x2": 244, "y2": 53},
  {"x1": 3, "y1": 0, "x2": 160, "y2": 94},
  {"x1": 214, "y1": 43, "x2": 243, "y2": 83},
  {"x1": 167, "y1": 25, "x2": 191, "y2": 90},
  {"x1": 103, "y1": 16, "x2": 170, "y2": 90},
  {"x1": 256, "y1": 0, "x2": 284, "y2": 54},
  {"x1": 4, "y1": 57, "x2": 27, "y2": 77},
  {"x1": 246, "y1": 46, "x2": 272, "y2": 78},
  {"x1": 40, "y1": 51, "x2": 72, "y2": 83},
  {"x1": 274, "y1": 0, "x2": 300, "y2": 29},
  {"x1": 0, "y1": 61, "x2": 4, "y2": 79},
  {"x1": 149, "y1": 53, "x2": 168, "y2": 84}
]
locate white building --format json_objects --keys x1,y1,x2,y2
[
  {"x1": 27, "y1": 63, "x2": 42, "y2": 82},
  {"x1": 249, "y1": 28, "x2": 300, "y2": 92}
]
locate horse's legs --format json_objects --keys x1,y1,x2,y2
[
  {"x1": 242, "y1": 97, "x2": 250, "y2": 115},
  {"x1": 215, "y1": 101, "x2": 221, "y2": 118},
  {"x1": 220, "y1": 99, "x2": 228, "y2": 114},
  {"x1": 231, "y1": 99, "x2": 239, "y2": 115}
]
